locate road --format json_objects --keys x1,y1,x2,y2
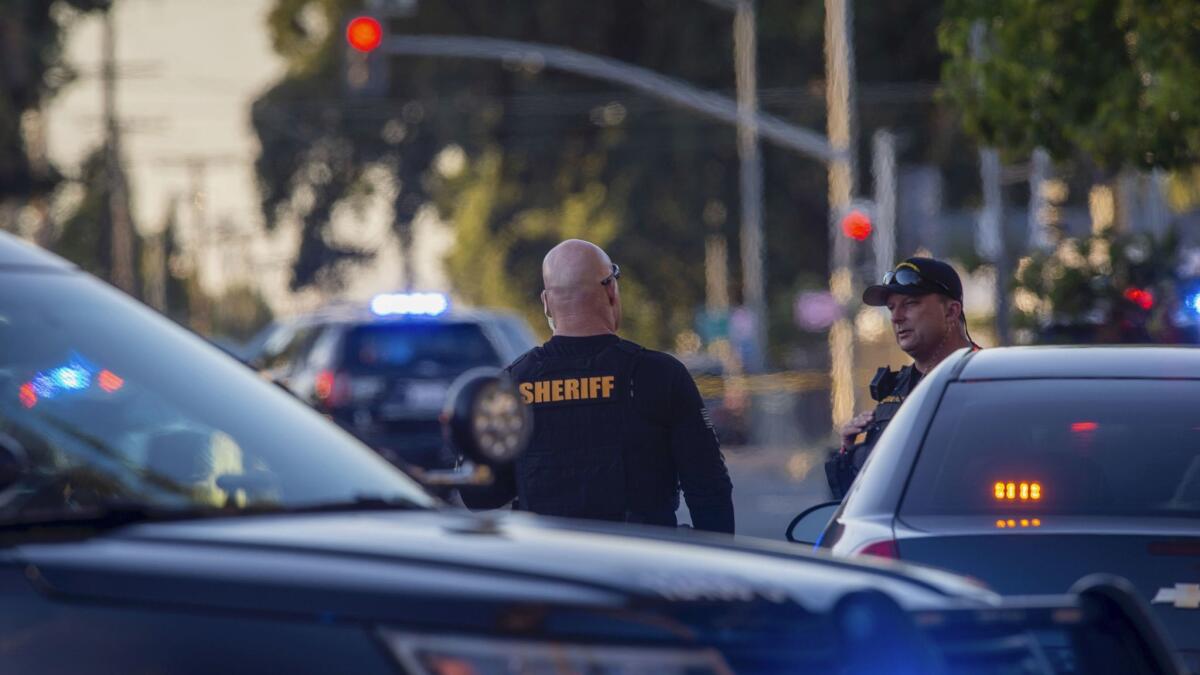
[{"x1": 677, "y1": 444, "x2": 833, "y2": 543}]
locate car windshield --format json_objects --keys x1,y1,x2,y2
[
  {"x1": 0, "y1": 271, "x2": 435, "y2": 522},
  {"x1": 901, "y1": 379, "x2": 1200, "y2": 519},
  {"x1": 342, "y1": 322, "x2": 501, "y2": 377}
]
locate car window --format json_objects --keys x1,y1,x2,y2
[
  {"x1": 305, "y1": 325, "x2": 342, "y2": 370},
  {"x1": 0, "y1": 272, "x2": 433, "y2": 519},
  {"x1": 258, "y1": 323, "x2": 319, "y2": 372},
  {"x1": 492, "y1": 316, "x2": 538, "y2": 362},
  {"x1": 901, "y1": 379, "x2": 1200, "y2": 518},
  {"x1": 341, "y1": 323, "x2": 500, "y2": 377}
]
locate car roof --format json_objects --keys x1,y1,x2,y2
[
  {"x1": 0, "y1": 231, "x2": 75, "y2": 271},
  {"x1": 288, "y1": 305, "x2": 520, "y2": 328},
  {"x1": 956, "y1": 345, "x2": 1200, "y2": 380}
]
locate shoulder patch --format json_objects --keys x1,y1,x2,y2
[{"x1": 519, "y1": 374, "x2": 620, "y2": 406}]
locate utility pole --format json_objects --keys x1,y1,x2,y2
[
  {"x1": 871, "y1": 129, "x2": 897, "y2": 284},
  {"x1": 102, "y1": 7, "x2": 136, "y2": 295},
  {"x1": 154, "y1": 154, "x2": 244, "y2": 332},
  {"x1": 970, "y1": 20, "x2": 1009, "y2": 344},
  {"x1": 1028, "y1": 148, "x2": 1052, "y2": 251},
  {"x1": 733, "y1": 0, "x2": 765, "y2": 371},
  {"x1": 825, "y1": 0, "x2": 858, "y2": 427},
  {"x1": 978, "y1": 148, "x2": 1007, "y2": 344}
]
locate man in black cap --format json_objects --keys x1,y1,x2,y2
[{"x1": 825, "y1": 257, "x2": 979, "y2": 497}]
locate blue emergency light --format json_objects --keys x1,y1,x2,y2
[
  {"x1": 1187, "y1": 292, "x2": 1200, "y2": 317},
  {"x1": 30, "y1": 356, "x2": 95, "y2": 400},
  {"x1": 370, "y1": 292, "x2": 450, "y2": 317}
]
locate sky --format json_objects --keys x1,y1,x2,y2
[{"x1": 44, "y1": 0, "x2": 451, "y2": 315}]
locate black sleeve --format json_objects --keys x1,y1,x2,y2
[{"x1": 664, "y1": 360, "x2": 735, "y2": 534}]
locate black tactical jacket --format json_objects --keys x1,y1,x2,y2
[
  {"x1": 460, "y1": 334, "x2": 735, "y2": 534},
  {"x1": 825, "y1": 364, "x2": 923, "y2": 498}
]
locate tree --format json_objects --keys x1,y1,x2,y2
[
  {"x1": 1012, "y1": 227, "x2": 1186, "y2": 343},
  {"x1": 939, "y1": 0, "x2": 1200, "y2": 172},
  {"x1": 252, "y1": 1, "x2": 954, "y2": 352},
  {"x1": 0, "y1": 0, "x2": 108, "y2": 209},
  {"x1": 52, "y1": 145, "x2": 144, "y2": 290}
]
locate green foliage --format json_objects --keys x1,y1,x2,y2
[
  {"x1": 210, "y1": 285, "x2": 275, "y2": 342},
  {"x1": 940, "y1": 0, "x2": 1200, "y2": 172},
  {"x1": 51, "y1": 146, "x2": 143, "y2": 288},
  {"x1": 0, "y1": 0, "x2": 108, "y2": 202},
  {"x1": 1012, "y1": 227, "x2": 1184, "y2": 343},
  {"x1": 253, "y1": 0, "x2": 950, "y2": 351}
]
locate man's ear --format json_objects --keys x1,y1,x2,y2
[
  {"x1": 947, "y1": 299, "x2": 962, "y2": 322},
  {"x1": 541, "y1": 290, "x2": 551, "y2": 316}
]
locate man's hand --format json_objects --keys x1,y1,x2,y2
[{"x1": 839, "y1": 411, "x2": 874, "y2": 450}]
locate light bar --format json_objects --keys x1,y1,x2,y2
[
  {"x1": 996, "y1": 518, "x2": 1042, "y2": 529},
  {"x1": 993, "y1": 481, "x2": 1042, "y2": 502},
  {"x1": 370, "y1": 292, "x2": 449, "y2": 317},
  {"x1": 1187, "y1": 292, "x2": 1200, "y2": 316}
]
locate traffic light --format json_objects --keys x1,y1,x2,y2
[
  {"x1": 346, "y1": 16, "x2": 382, "y2": 52},
  {"x1": 841, "y1": 209, "x2": 872, "y2": 242},
  {"x1": 344, "y1": 15, "x2": 389, "y2": 96}
]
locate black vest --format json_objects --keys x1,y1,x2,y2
[
  {"x1": 825, "y1": 364, "x2": 922, "y2": 498},
  {"x1": 509, "y1": 339, "x2": 675, "y2": 525},
  {"x1": 858, "y1": 364, "x2": 922, "y2": 454}
]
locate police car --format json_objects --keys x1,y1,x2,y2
[
  {"x1": 248, "y1": 293, "x2": 536, "y2": 468},
  {"x1": 0, "y1": 232, "x2": 1185, "y2": 673},
  {"x1": 790, "y1": 346, "x2": 1200, "y2": 671}
]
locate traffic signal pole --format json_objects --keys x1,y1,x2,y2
[{"x1": 825, "y1": 0, "x2": 859, "y2": 427}]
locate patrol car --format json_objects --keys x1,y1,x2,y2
[
  {"x1": 0, "y1": 232, "x2": 1185, "y2": 673},
  {"x1": 246, "y1": 294, "x2": 536, "y2": 468},
  {"x1": 790, "y1": 346, "x2": 1200, "y2": 671}
]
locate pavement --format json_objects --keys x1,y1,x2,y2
[{"x1": 677, "y1": 444, "x2": 834, "y2": 542}]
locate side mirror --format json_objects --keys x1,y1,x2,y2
[
  {"x1": 0, "y1": 432, "x2": 30, "y2": 493},
  {"x1": 443, "y1": 367, "x2": 531, "y2": 467},
  {"x1": 786, "y1": 500, "x2": 840, "y2": 545}
]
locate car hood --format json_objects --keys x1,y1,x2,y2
[{"x1": 8, "y1": 510, "x2": 996, "y2": 634}]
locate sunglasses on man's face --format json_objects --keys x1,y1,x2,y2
[
  {"x1": 882, "y1": 265, "x2": 953, "y2": 297},
  {"x1": 600, "y1": 263, "x2": 621, "y2": 287}
]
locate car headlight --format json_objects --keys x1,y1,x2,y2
[{"x1": 379, "y1": 630, "x2": 731, "y2": 675}]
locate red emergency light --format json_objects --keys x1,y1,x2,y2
[{"x1": 1123, "y1": 287, "x2": 1154, "y2": 310}]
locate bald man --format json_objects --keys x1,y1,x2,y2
[{"x1": 461, "y1": 239, "x2": 735, "y2": 533}]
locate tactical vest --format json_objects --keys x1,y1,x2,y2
[
  {"x1": 825, "y1": 364, "x2": 921, "y2": 499},
  {"x1": 510, "y1": 339, "x2": 671, "y2": 524},
  {"x1": 858, "y1": 364, "x2": 921, "y2": 454}
]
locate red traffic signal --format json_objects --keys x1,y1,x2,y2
[
  {"x1": 347, "y1": 16, "x2": 383, "y2": 53},
  {"x1": 841, "y1": 209, "x2": 872, "y2": 242}
]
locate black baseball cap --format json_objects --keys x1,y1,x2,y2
[{"x1": 863, "y1": 257, "x2": 964, "y2": 307}]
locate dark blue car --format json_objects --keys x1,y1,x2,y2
[
  {"x1": 0, "y1": 231, "x2": 1183, "y2": 674},
  {"x1": 794, "y1": 346, "x2": 1200, "y2": 672}
]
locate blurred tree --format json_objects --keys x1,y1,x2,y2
[
  {"x1": 210, "y1": 285, "x2": 275, "y2": 342},
  {"x1": 1012, "y1": 227, "x2": 1185, "y2": 343},
  {"x1": 52, "y1": 145, "x2": 144, "y2": 292},
  {"x1": 252, "y1": 0, "x2": 952, "y2": 352},
  {"x1": 940, "y1": 0, "x2": 1200, "y2": 172},
  {"x1": 0, "y1": 0, "x2": 108, "y2": 208},
  {"x1": 156, "y1": 200, "x2": 200, "y2": 327}
]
